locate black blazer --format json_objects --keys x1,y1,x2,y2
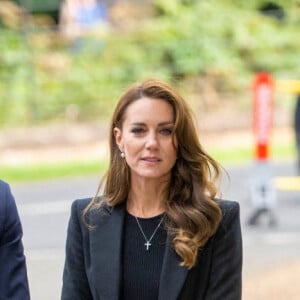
[
  {"x1": 0, "y1": 180, "x2": 30, "y2": 300},
  {"x1": 61, "y1": 199, "x2": 242, "y2": 300}
]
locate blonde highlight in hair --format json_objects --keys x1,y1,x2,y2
[{"x1": 84, "y1": 78, "x2": 222, "y2": 268}]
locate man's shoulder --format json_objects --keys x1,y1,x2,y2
[
  {"x1": 0, "y1": 180, "x2": 12, "y2": 213},
  {"x1": 0, "y1": 180, "x2": 20, "y2": 240},
  {"x1": 0, "y1": 179, "x2": 9, "y2": 195}
]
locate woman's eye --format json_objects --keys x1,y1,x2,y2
[
  {"x1": 160, "y1": 128, "x2": 173, "y2": 136},
  {"x1": 131, "y1": 128, "x2": 145, "y2": 135}
]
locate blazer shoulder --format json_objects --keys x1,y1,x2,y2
[
  {"x1": 0, "y1": 180, "x2": 10, "y2": 205},
  {"x1": 215, "y1": 199, "x2": 241, "y2": 235},
  {"x1": 70, "y1": 196, "x2": 113, "y2": 226},
  {"x1": 0, "y1": 180, "x2": 19, "y2": 231},
  {"x1": 218, "y1": 199, "x2": 240, "y2": 218},
  {"x1": 72, "y1": 197, "x2": 93, "y2": 211},
  {"x1": 0, "y1": 179, "x2": 9, "y2": 190},
  {"x1": 71, "y1": 196, "x2": 112, "y2": 214}
]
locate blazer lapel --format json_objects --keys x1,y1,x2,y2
[
  {"x1": 158, "y1": 235, "x2": 189, "y2": 300},
  {"x1": 90, "y1": 203, "x2": 125, "y2": 300}
]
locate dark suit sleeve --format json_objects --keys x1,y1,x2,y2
[
  {"x1": 61, "y1": 200, "x2": 93, "y2": 300},
  {"x1": 0, "y1": 181, "x2": 30, "y2": 300},
  {"x1": 205, "y1": 201, "x2": 243, "y2": 300}
]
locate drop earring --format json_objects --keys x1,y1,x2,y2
[{"x1": 120, "y1": 151, "x2": 125, "y2": 158}]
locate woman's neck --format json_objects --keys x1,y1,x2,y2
[{"x1": 127, "y1": 178, "x2": 168, "y2": 218}]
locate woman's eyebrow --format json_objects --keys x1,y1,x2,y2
[
  {"x1": 129, "y1": 122, "x2": 146, "y2": 126},
  {"x1": 158, "y1": 122, "x2": 174, "y2": 126},
  {"x1": 129, "y1": 121, "x2": 174, "y2": 126}
]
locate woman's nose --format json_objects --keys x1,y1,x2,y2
[{"x1": 145, "y1": 132, "x2": 159, "y2": 149}]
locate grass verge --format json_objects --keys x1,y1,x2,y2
[
  {"x1": 0, "y1": 160, "x2": 108, "y2": 183},
  {"x1": 0, "y1": 142, "x2": 296, "y2": 183},
  {"x1": 210, "y1": 147, "x2": 253, "y2": 165},
  {"x1": 209, "y1": 141, "x2": 296, "y2": 166}
]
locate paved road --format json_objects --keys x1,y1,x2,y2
[
  {"x1": 13, "y1": 176, "x2": 100, "y2": 300},
  {"x1": 12, "y1": 161, "x2": 300, "y2": 300}
]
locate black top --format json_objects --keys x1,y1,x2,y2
[
  {"x1": 121, "y1": 212, "x2": 167, "y2": 300},
  {"x1": 61, "y1": 199, "x2": 242, "y2": 300}
]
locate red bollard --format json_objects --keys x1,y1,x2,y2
[
  {"x1": 253, "y1": 72, "x2": 274, "y2": 160},
  {"x1": 248, "y1": 72, "x2": 277, "y2": 227}
]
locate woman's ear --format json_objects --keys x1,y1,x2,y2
[{"x1": 114, "y1": 127, "x2": 123, "y2": 149}]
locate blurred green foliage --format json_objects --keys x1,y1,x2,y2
[{"x1": 0, "y1": 0, "x2": 299, "y2": 126}]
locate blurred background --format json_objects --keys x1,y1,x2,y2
[{"x1": 0, "y1": 0, "x2": 300, "y2": 299}]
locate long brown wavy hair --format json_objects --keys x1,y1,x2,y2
[{"x1": 84, "y1": 78, "x2": 222, "y2": 269}]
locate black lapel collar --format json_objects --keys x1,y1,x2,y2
[
  {"x1": 90, "y1": 203, "x2": 125, "y2": 300},
  {"x1": 158, "y1": 235, "x2": 189, "y2": 300}
]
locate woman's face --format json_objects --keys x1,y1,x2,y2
[{"x1": 114, "y1": 97, "x2": 178, "y2": 182}]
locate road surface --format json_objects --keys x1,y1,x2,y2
[{"x1": 11, "y1": 161, "x2": 300, "y2": 300}]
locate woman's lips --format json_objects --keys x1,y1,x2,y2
[{"x1": 142, "y1": 157, "x2": 161, "y2": 162}]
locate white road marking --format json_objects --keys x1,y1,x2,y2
[
  {"x1": 18, "y1": 200, "x2": 72, "y2": 216},
  {"x1": 244, "y1": 231, "x2": 300, "y2": 246},
  {"x1": 25, "y1": 248, "x2": 65, "y2": 261},
  {"x1": 263, "y1": 232, "x2": 300, "y2": 245}
]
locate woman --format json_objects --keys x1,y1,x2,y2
[{"x1": 61, "y1": 79, "x2": 242, "y2": 300}]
